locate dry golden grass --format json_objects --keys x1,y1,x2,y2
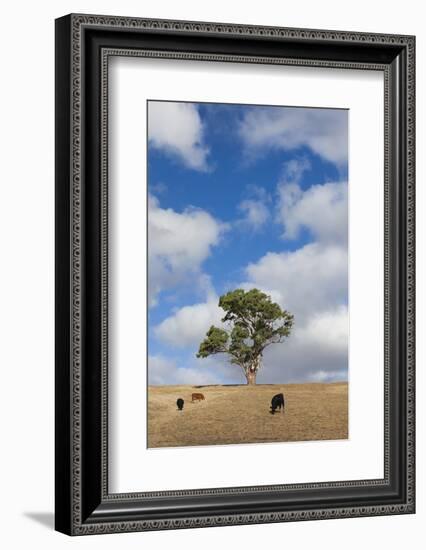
[{"x1": 148, "y1": 383, "x2": 348, "y2": 448}]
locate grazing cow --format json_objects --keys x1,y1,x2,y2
[
  {"x1": 191, "y1": 392, "x2": 205, "y2": 402},
  {"x1": 270, "y1": 393, "x2": 285, "y2": 414},
  {"x1": 176, "y1": 398, "x2": 184, "y2": 411}
]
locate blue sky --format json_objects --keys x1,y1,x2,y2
[{"x1": 147, "y1": 101, "x2": 348, "y2": 385}]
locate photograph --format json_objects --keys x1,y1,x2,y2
[{"x1": 147, "y1": 100, "x2": 349, "y2": 448}]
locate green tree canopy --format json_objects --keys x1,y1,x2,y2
[{"x1": 197, "y1": 288, "x2": 294, "y2": 384}]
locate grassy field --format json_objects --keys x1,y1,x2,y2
[{"x1": 147, "y1": 383, "x2": 348, "y2": 448}]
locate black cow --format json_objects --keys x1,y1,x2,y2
[
  {"x1": 176, "y1": 398, "x2": 184, "y2": 411},
  {"x1": 270, "y1": 393, "x2": 285, "y2": 414}
]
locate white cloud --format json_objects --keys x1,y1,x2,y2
[
  {"x1": 152, "y1": 241, "x2": 348, "y2": 383},
  {"x1": 238, "y1": 199, "x2": 269, "y2": 231},
  {"x1": 148, "y1": 195, "x2": 227, "y2": 306},
  {"x1": 299, "y1": 305, "x2": 348, "y2": 353},
  {"x1": 148, "y1": 133, "x2": 349, "y2": 384},
  {"x1": 278, "y1": 179, "x2": 348, "y2": 244},
  {"x1": 148, "y1": 102, "x2": 209, "y2": 171},
  {"x1": 151, "y1": 189, "x2": 348, "y2": 382},
  {"x1": 241, "y1": 241, "x2": 348, "y2": 383},
  {"x1": 310, "y1": 369, "x2": 348, "y2": 383},
  {"x1": 148, "y1": 355, "x2": 225, "y2": 385},
  {"x1": 151, "y1": 303, "x2": 348, "y2": 385},
  {"x1": 149, "y1": 181, "x2": 168, "y2": 195},
  {"x1": 148, "y1": 352, "x2": 240, "y2": 385},
  {"x1": 280, "y1": 157, "x2": 311, "y2": 184},
  {"x1": 154, "y1": 293, "x2": 223, "y2": 348},
  {"x1": 245, "y1": 243, "x2": 348, "y2": 322},
  {"x1": 239, "y1": 107, "x2": 348, "y2": 166},
  {"x1": 258, "y1": 306, "x2": 348, "y2": 383}
]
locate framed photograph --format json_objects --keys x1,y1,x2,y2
[{"x1": 55, "y1": 14, "x2": 415, "y2": 535}]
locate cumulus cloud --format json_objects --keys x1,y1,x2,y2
[
  {"x1": 148, "y1": 106, "x2": 349, "y2": 384},
  {"x1": 238, "y1": 199, "x2": 269, "y2": 231},
  {"x1": 149, "y1": 181, "x2": 168, "y2": 195},
  {"x1": 245, "y1": 243, "x2": 348, "y2": 322},
  {"x1": 150, "y1": 165, "x2": 349, "y2": 383},
  {"x1": 240, "y1": 303, "x2": 348, "y2": 384},
  {"x1": 280, "y1": 157, "x2": 311, "y2": 184},
  {"x1": 148, "y1": 195, "x2": 227, "y2": 306},
  {"x1": 236, "y1": 184, "x2": 272, "y2": 231},
  {"x1": 242, "y1": 173, "x2": 348, "y2": 383},
  {"x1": 148, "y1": 355, "x2": 224, "y2": 385},
  {"x1": 148, "y1": 101, "x2": 210, "y2": 171},
  {"x1": 299, "y1": 305, "x2": 348, "y2": 354},
  {"x1": 238, "y1": 107, "x2": 348, "y2": 166},
  {"x1": 278, "y1": 178, "x2": 348, "y2": 245},
  {"x1": 152, "y1": 240, "x2": 348, "y2": 383},
  {"x1": 242, "y1": 235, "x2": 348, "y2": 383},
  {"x1": 154, "y1": 292, "x2": 223, "y2": 348},
  {"x1": 238, "y1": 155, "x2": 349, "y2": 383},
  {"x1": 148, "y1": 354, "x2": 238, "y2": 385},
  {"x1": 310, "y1": 369, "x2": 348, "y2": 383},
  {"x1": 151, "y1": 299, "x2": 348, "y2": 385}
]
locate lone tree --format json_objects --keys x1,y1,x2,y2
[{"x1": 196, "y1": 288, "x2": 294, "y2": 385}]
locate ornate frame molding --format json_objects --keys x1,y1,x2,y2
[{"x1": 55, "y1": 14, "x2": 415, "y2": 535}]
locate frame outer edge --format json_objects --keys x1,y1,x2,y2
[
  {"x1": 59, "y1": 13, "x2": 416, "y2": 535},
  {"x1": 55, "y1": 14, "x2": 73, "y2": 536}
]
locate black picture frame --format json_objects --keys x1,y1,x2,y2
[{"x1": 55, "y1": 13, "x2": 415, "y2": 535}]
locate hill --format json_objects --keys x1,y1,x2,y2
[{"x1": 148, "y1": 382, "x2": 348, "y2": 448}]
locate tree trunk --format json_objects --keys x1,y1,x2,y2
[
  {"x1": 245, "y1": 370, "x2": 257, "y2": 385},
  {"x1": 243, "y1": 355, "x2": 262, "y2": 385}
]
